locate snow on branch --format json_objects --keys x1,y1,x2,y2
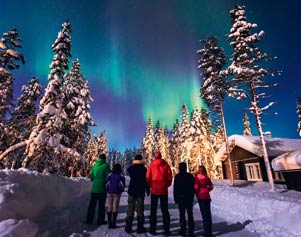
[
  {"x1": 0, "y1": 141, "x2": 28, "y2": 161},
  {"x1": 260, "y1": 102, "x2": 275, "y2": 111}
]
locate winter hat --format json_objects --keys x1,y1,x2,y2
[
  {"x1": 179, "y1": 162, "x2": 187, "y2": 172},
  {"x1": 154, "y1": 151, "x2": 162, "y2": 159},
  {"x1": 134, "y1": 154, "x2": 143, "y2": 160}
]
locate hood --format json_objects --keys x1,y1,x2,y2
[{"x1": 96, "y1": 158, "x2": 105, "y2": 166}]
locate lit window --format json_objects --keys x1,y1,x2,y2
[
  {"x1": 274, "y1": 172, "x2": 285, "y2": 182},
  {"x1": 245, "y1": 163, "x2": 262, "y2": 181}
]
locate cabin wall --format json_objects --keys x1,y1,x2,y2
[
  {"x1": 222, "y1": 147, "x2": 268, "y2": 181},
  {"x1": 282, "y1": 170, "x2": 301, "y2": 191}
]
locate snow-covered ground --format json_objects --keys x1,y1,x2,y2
[{"x1": 1, "y1": 169, "x2": 301, "y2": 237}]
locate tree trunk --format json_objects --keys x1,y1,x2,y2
[
  {"x1": 220, "y1": 101, "x2": 234, "y2": 186},
  {"x1": 250, "y1": 82, "x2": 275, "y2": 191}
]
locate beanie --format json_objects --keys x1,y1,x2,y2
[{"x1": 134, "y1": 154, "x2": 143, "y2": 160}]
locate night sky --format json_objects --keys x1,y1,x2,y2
[{"x1": 1, "y1": 0, "x2": 300, "y2": 151}]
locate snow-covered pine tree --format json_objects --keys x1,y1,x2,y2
[
  {"x1": 197, "y1": 35, "x2": 234, "y2": 183},
  {"x1": 141, "y1": 117, "x2": 155, "y2": 166},
  {"x1": 61, "y1": 59, "x2": 95, "y2": 176},
  {"x1": 154, "y1": 120, "x2": 166, "y2": 158},
  {"x1": 297, "y1": 97, "x2": 301, "y2": 137},
  {"x1": 0, "y1": 28, "x2": 25, "y2": 153},
  {"x1": 224, "y1": 5, "x2": 280, "y2": 190},
  {"x1": 163, "y1": 125, "x2": 172, "y2": 168},
  {"x1": 178, "y1": 104, "x2": 192, "y2": 167},
  {"x1": 189, "y1": 107, "x2": 204, "y2": 175},
  {"x1": 243, "y1": 111, "x2": 252, "y2": 136},
  {"x1": 197, "y1": 36, "x2": 227, "y2": 121},
  {"x1": 170, "y1": 119, "x2": 180, "y2": 175},
  {"x1": 99, "y1": 130, "x2": 108, "y2": 155},
  {"x1": 213, "y1": 125, "x2": 224, "y2": 179},
  {"x1": 22, "y1": 21, "x2": 78, "y2": 174},
  {"x1": 63, "y1": 59, "x2": 94, "y2": 154},
  {"x1": 3, "y1": 77, "x2": 41, "y2": 168},
  {"x1": 199, "y1": 108, "x2": 216, "y2": 178}
]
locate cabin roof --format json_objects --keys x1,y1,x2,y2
[
  {"x1": 215, "y1": 135, "x2": 301, "y2": 163},
  {"x1": 272, "y1": 150, "x2": 301, "y2": 171}
]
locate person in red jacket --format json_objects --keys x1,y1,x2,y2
[
  {"x1": 146, "y1": 151, "x2": 173, "y2": 236},
  {"x1": 194, "y1": 165, "x2": 214, "y2": 237}
]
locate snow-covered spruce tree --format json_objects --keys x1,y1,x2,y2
[
  {"x1": 197, "y1": 35, "x2": 235, "y2": 183},
  {"x1": 297, "y1": 97, "x2": 301, "y2": 137},
  {"x1": 154, "y1": 120, "x2": 167, "y2": 158},
  {"x1": 107, "y1": 149, "x2": 122, "y2": 169},
  {"x1": 170, "y1": 119, "x2": 181, "y2": 175},
  {"x1": 62, "y1": 59, "x2": 95, "y2": 176},
  {"x1": 178, "y1": 104, "x2": 192, "y2": 167},
  {"x1": 141, "y1": 117, "x2": 155, "y2": 166},
  {"x1": 22, "y1": 21, "x2": 78, "y2": 174},
  {"x1": 224, "y1": 5, "x2": 280, "y2": 190},
  {"x1": 99, "y1": 130, "x2": 108, "y2": 155},
  {"x1": 189, "y1": 107, "x2": 204, "y2": 175},
  {"x1": 199, "y1": 108, "x2": 216, "y2": 178},
  {"x1": 3, "y1": 77, "x2": 41, "y2": 168},
  {"x1": 0, "y1": 28, "x2": 25, "y2": 153},
  {"x1": 213, "y1": 125, "x2": 224, "y2": 178},
  {"x1": 243, "y1": 111, "x2": 252, "y2": 136},
  {"x1": 163, "y1": 125, "x2": 172, "y2": 168},
  {"x1": 84, "y1": 133, "x2": 99, "y2": 176},
  {"x1": 63, "y1": 59, "x2": 94, "y2": 153}
]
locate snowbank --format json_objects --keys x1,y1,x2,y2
[
  {"x1": 0, "y1": 169, "x2": 91, "y2": 237},
  {"x1": 1, "y1": 169, "x2": 301, "y2": 237},
  {"x1": 211, "y1": 180, "x2": 301, "y2": 237}
]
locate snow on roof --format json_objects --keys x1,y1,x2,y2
[
  {"x1": 215, "y1": 134, "x2": 301, "y2": 163},
  {"x1": 272, "y1": 150, "x2": 301, "y2": 171}
]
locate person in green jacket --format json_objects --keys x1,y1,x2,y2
[{"x1": 86, "y1": 153, "x2": 110, "y2": 225}]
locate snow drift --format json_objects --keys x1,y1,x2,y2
[
  {"x1": 1, "y1": 169, "x2": 301, "y2": 237},
  {"x1": 0, "y1": 169, "x2": 91, "y2": 236},
  {"x1": 211, "y1": 180, "x2": 301, "y2": 237}
]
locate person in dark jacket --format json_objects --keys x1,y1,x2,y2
[
  {"x1": 194, "y1": 165, "x2": 214, "y2": 237},
  {"x1": 105, "y1": 163, "x2": 125, "y2": 228},
  {"x1": 146, "y1": 151, "x2": 173, "y2": 236},
  {"x1": 86, "y1": 154, "x2": 110, "y2": 225},
  {"x1": 174, "y1": 162, "x2": 195, "y2": 236},
  {"x1": 125, "y1": 154, "x2": 150, "y2": 234}
]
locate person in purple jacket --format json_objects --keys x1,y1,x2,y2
[{"x1": 105, "y1": 163, "x2": 125, "y2": 228}]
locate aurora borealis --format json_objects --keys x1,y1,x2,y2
[{"x1": 1, "y1": 0, "x2": 300, "y2": 151}]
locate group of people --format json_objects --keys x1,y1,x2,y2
[{"x1": 85, "y1": 151, "x2": 214, "y2": 237}]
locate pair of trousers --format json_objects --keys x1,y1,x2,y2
[
  {"x1": 86, "y1": 192, "x2": 107, "y2": 224},
  {"x1": 198, "y1": 199, "x2": 212, "y2": 237},
  {"x1": 126, "y1": 195, "x2": 145, "y2": 217},
  {"x1": 150, "y1": 194, "x2": 170, "y2": 232},
  {"x1": 178, "y1": 201, "x2": 194, "y2": 231},
  {"x1": 107, "y1": 193, "x2": 121, "y2": 213}
]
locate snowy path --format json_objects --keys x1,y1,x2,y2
[{"x1": 84, "y1": 189, "x2": 259, "y2": 237}]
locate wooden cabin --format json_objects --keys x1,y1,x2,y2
[
  {"x1": 215, "y1": 135, "x2": 301, "y2": 185},
  {"x1": 272, "y1": 150, "x2": 301, "y2": 191}
]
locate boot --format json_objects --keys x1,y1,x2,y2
[
  {"x1": 178, "y1": 220, "x2": 186, "y2": 236},
  {"x1": 188, "y1": 221, "x2": 194, "y2": 236},
  {"x1": 112, "y1": 212, "x2": 118, "y2": 228},
  {"x1": 125, "y1": 216, "x2": 133, "y2": 234},
  {"x1": 107, "y1": 212, "x2": 113, "y2": 228},
  {"x1": 137, "y1": 216, "x2": 147, "y2": 234}
]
